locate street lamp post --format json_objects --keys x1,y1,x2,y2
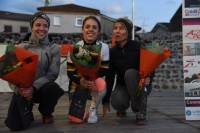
[{"x1": 132, "y1": 0, "x2": 135, "y2": 40}]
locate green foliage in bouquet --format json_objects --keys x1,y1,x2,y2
[
  {"x1": 0, "y1": 44, "x2": 22, "y2": 76},
  {"x1": 71, "y1": 44, "x2": 102, "y2": 67},
  {"x1": 142, "y1": 41, "x2": 163, "y2": 54}
]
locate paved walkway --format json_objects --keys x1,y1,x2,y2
[{"x1": 0, "y1": 89, "x2": 200, "y2": 133}]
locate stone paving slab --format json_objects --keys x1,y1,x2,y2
[{"x1": 0, "y1": 90, "x2": 200, "y2": 133}]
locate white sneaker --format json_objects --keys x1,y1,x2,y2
[{"x1": 87, "y1": 108, "x2": 98, "y2": 123}]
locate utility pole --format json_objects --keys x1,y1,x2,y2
[{"x1": 132, "y1": 0, "x2": 135, "y2": 40}]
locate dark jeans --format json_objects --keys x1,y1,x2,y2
[
  {"x1": 111, "y1": 69, "x2": 147, "y2": 115},
  {"x1": 32, "y1": 82, "x2": 64, "y2": 116}
]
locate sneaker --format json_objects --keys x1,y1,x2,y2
[
  {"x1": 116, "y1": 111, "x2": 127, "y2": 117},
  {"x1": 87, "y1": 108, "x2": 98, "y2": 124},
  {"x1": 42, "y1": 115, "x2": 54, "y2": 124},
  {"x1": 135, "y1": 112, "x2": 147, "y2": 125},
  {"x1": 136, "y1": 118, "x2": 147, "y2": 125}
]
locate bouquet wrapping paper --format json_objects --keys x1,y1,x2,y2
[{"x1": 0, "y1": 45, "x2": 38, "y2": 88}]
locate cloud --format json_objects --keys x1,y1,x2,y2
[
  {"x1": 14, "y1": 0, "x2": 42, "y2": 13},
  {"x1": 0, "y1": 0, "x2": 77, "y2": 14},
  {"x1": 100, "y1": 4, "x2": 131, "y2": 19},
  {"x1": 0, "y1": 0, "x2": 42, "y2": 13},
  {"x1": 165, "y1": 0, "x2": 177, "y2": 5},
  {"x1": 102, "y1": 4, "x2": 123, "y2": 15}
]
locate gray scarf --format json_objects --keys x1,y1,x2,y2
[{"x1": 29, "y1": 33, "x2": 50, "y2": 47}]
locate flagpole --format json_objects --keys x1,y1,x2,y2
[{"x1": 132, "y1": 0, "x2": 135, "y2": 40}]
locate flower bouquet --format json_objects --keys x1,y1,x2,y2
[
  {"x1": 60, "y1": 44, "x2": 73, "y2": 57},
  {"x1": 70, "y1": 44, "x2": 102, "y2": 80},
  {"x1": 136, "y1": 41, "x2": 171, "y2": 96},
  {"x1": 0, "y1": 44, "x2": 38, "y2": 88},
  {"x1": 68, "y1": 44, "x2": 106, "y2": 123}
]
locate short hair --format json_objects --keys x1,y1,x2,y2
[{"x1": 82, "y1": 16, "x2": 101, "y2": 32}]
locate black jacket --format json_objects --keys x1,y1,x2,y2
[{"x1": 103, "y1": 40, "x2": 141, "y2": 104}]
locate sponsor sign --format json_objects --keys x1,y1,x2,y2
[
  {"x1": 183, "y1": 25, "x2": 200, "y2": 43},
  {"x1": 183, "y1": 0, "x2": 200, "y2": 18},
  {"x1": 183, "y1": 0, "x2": 200, "y2": 120},
  {"x1": 185, "y1": 107, "x2": 200, "y2": 120}
]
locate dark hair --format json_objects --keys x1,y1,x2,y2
[{"x1": 82, "y1": 16, "x2": 101, "y2": 32}]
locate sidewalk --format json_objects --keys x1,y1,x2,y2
[{"x1": 0, "y1": 89, "x2": 200, "y2": 133}]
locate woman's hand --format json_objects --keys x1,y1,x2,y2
[
  {"x1": 19, "y1": 87, "x2": 33, "y2": 101},
  {"x1": 87, "y1": 80, "x2": 97, "y2": 91},
  {"x1": 80, "y1": 77, "x2": 96, "y2": 91},
  {"x1": 144, "y1": 77, "x2": 151, "y2": 85},
  {"x1": 80, "y1": 77, "x2": 88, "y2": 88}
]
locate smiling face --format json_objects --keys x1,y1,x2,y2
[
  {"x1": 112, "y1": 22, "x2": 128, "y2": 44},
  {"x1": 82, "y1": 18, "x2": 100, "y2": 44},
  {"x1": 31, "y1": 18, "x2": 49, "y2": 39}
]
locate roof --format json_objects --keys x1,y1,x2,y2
[
  {"x1": 135, "y1": 26, "x2": 142, "y2": 32},
  {"x1": 169, "y1": 5, "x2": 182, "y2": 32},
  {"x1": 100, "y1": 14, "x2": 141, "y2": 32},
  {"x1": 38, "y1": 4, "x2": 100, "y2": 14},
  {"x1": 151, "y1": 23, "x2": 170, "y2": 33},
  {"x1": 149, "y1": 4, "x2": 182, "y2": 33},
  {"x1": 0, "y1": 11, "x2": 32, "y2": 22},
  {"x1": 100, "y1": 14, "x2": 116, "y2": 22}
]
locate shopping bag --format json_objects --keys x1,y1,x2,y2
[{"x1": 68, "y1": 88, "x2": 89, "y2": 123}]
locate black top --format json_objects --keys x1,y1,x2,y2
[{"x1": 103, "y1": 40, "x2": 141, "y2": 104}]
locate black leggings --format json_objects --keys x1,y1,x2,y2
[
  {"x1": 33, "y1": 82, "x2": 64, "y2": 116},
  {"x1": 111, "y1": 69, "x2": 147, "y2": 115}
]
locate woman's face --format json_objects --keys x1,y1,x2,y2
[
  {"x1": 82, "y1": 19, "x2": 100, "y2": 44},
  {"x1": 112, "y1": 22, "x2": 128, "y2": 43},
  {"x1": 31, "y1": 18, "x2": 49, "y2": 39}
]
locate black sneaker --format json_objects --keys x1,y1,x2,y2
[
  {"x1": 136, "y1": 112, "x2": 147, "y2": 125},
  {"x1": 42, "y1": 115, "x2": 54, "y2": 124}
]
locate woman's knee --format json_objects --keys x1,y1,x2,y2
[
  {"x1": 40, "y1": 82, "x2": 64, "y2": 98},
  {"x1": 111, "y1": 89, "x2": 130, "y2": 111},
  {"x1": 124, "y1": 69, "x2": 139, "y2": 81}
]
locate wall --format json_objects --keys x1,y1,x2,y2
[
  {"x1": 100, "y1": 16, "x2": 114, "y2": 38},
  {"x1": 0, "y1": 32, "x2": 184, "y2": 92},
  {"x1": 47, "y1": 13, "x2": 100, "y2": 34},
  {"x1": 0, "y1": 19, "x2": 30, "y2": 33}
]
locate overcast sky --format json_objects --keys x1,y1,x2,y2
[{"x1": 0, "y1": 0, "x2": 182, "y2": 32}]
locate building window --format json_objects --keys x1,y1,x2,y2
[
  {"x1": 53, "y1": 16, "x2": 61, "y2": 26},
  {"x1": 4, "y1": 25, "x2": 12, "y2": 32},
  {"x1": 20, "y1": 26, "x2": 29, "y2": 33},
  {"x1": 75, "y1": 17, "x2": 84, "y2": 27}
]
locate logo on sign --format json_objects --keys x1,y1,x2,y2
[
  {"x1": 186, "y1": 110, "x2": 192, "y2": 116},
  {"x1": 186, "y1": 30, "x2": 200, "y2": 40},
  {"x1": 185, "y1": 8, "x2": 200, "y2": 17}
]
